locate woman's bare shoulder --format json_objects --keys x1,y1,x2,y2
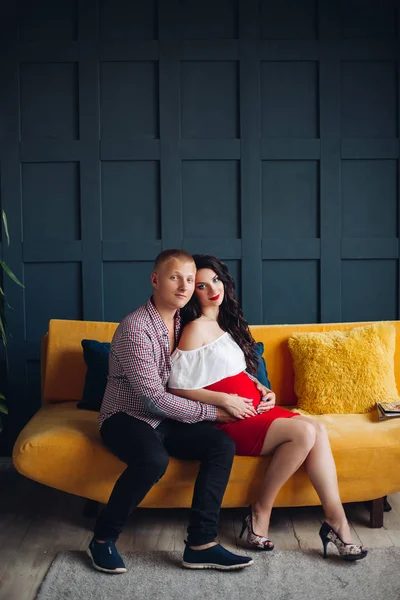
[{"x1": 178, "y1": 320, "x2": 205, "y2": 351}]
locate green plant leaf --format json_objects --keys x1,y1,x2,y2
[
  {"x1": 0, "y1": 317, "x2": 7, "y2": 348},
  {"x1": 0, "y1": 260, "x2": 24, "y2": 288},
  {"x1": 0, "y1": 417, "x2": 3, "y2": 433},
  {"x1": 0, "y1": 403, "x2": 7, "y2": 415},
  {"x1": 0, "y1": 301, "x2": 7, "y2": 331},
  {"x1": 2, "y1": 210, "x2": 10, "y2": 247},
  {"x1": 0, "y1": 393, "x2": 5, "y2": 400},
  {"x1": 0, "y1": 286, "x2": 12, "y2": 310},
  {"x1": 0, "y1": 316, "x2": 9, "y2": 369}
]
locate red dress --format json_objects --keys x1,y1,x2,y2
[{"x1": 206, "y1": 372, "x2": 299, "y2": 456}]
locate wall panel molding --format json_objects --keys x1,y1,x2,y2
[{"x1": 0, "y1": 0, "x2": 399, "y2": 450}]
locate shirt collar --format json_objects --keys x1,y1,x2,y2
[{"x1": 146, "y1": 297, "x2": 181, "y2": 339}]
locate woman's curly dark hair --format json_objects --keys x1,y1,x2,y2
[{"x1": 180, "y1": 254, "x2": 258, "y2": 374}]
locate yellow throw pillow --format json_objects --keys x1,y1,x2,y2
[{"x1": 287, "y1": 322, "x2": 399, "y2": 414}]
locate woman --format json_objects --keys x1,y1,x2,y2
[{"x1": 168, "y1": 254, "x2": 367, "y2": 561}]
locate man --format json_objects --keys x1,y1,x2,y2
[{"x1": 87, "y1": 249, "x2": 254, "y2": 573}]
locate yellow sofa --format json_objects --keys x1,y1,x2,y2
[{"x1": 12, "y1": 319, "x2": 400, "y2": 527}]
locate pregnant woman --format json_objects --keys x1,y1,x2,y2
[{"x1": 168, "y1": 254, "x2": 367, "y2": 562}]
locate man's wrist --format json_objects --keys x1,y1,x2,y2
[{"x1": 209, "y1": 404, "x2": 218, "y2": 421}]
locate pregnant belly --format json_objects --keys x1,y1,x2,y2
[{"x1": 205, "y1": 371, "x2": 262, "y2": 409}]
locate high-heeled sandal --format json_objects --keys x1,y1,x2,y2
[
  {"x1": 239, "y1": 505, "x2": 274, "y2": 551},
  {"x1": 319, "y1": 521, "x2": 368, "y2": 561}
]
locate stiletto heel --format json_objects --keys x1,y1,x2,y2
[
  {"x1": 239, "y1": 517, "x2": 247, "y2": 540},
  {"x1": 319, "y1": 521, "x2": 367, "y2": 561},
  {"x1": 319, "y1": 532, "x2": 329, "y2": 559},
  {"x1": 240, "y1": 505, "x2": 274, "y2": 551}
]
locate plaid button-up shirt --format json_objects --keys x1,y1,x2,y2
[{"x1": 99, "y1": 298, "x2": 218, "y2": 429}]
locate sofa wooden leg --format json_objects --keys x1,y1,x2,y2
[
  {"x1": 383, "y1": 495, "x2": 392, "y2": 512},
  {"x1": 370, "y1": 497, "x2": 384, "y2": 528},
  {"x1": 83, "y1": 499, "x2": 99, "y2": 518}
]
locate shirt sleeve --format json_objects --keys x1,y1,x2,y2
[{"x1": 114, "y1": 331, "x2": 217, "y2": 424}]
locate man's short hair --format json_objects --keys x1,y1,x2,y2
[{"x1": 153, "y1": 249, "x2": 195, "y2": 272}]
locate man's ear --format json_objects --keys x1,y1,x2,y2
[{"x1": 151, "y1": 271, "x2": 158, "y2": 287}]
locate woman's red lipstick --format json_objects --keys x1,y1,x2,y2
[{"x1": 210, "y1": 294, "x2": 220, "y2": 301}]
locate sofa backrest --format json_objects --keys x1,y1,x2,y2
[
  {"x1": 42, "y1": 319, "x2": 400, "y2": 406},
  {"x1": 43, "y1": 319, "x2": 118, "y2": 404}
]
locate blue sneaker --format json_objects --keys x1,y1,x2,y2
[
  {"x1": 87, "y1": 537, "x2": 127, "y2": 574},
  {"x1": 182, "y1": 542, "x2": 254, "y2": 570}
]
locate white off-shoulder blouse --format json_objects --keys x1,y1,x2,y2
[{"x1": 168, "y1": 332, "x2": 246, "y2": 390}]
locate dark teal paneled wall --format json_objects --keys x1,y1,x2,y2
[{"x1": 0, "y1": 0, "x2": 399, "y2": 451}]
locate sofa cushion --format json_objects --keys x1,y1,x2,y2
[
  {"x1": 12, "y1": 402, "x2": 400, "y2": 507},
  {"x1": 288, "y1": 322, "x2": 399, "y2": 414},
  {"x1": 254, "y1": 342, "x2": 271, "y2": 389},
  {"x1": 78, "y1": 340, "x2": 111, "y2": 412}
]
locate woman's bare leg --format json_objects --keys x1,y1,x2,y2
[
  {"x1": 251, "y1": 418, "x2": 317, "y2": 538},
  {"x1": 294, "y1": 416, "x2": 352, "y2": 543}
]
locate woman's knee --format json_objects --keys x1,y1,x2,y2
[
  {"x1": 297, "y1": 417, "x2": 328, "y2": 439},
  {"x1": 313, "y1": 421, "x2": 328, "y2": 439},
  {"x1": 292, "y1": 420, "x2": 316, "y2": 450}
]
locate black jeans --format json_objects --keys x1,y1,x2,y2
[{"x1": 93, "y1": 412, "x2": 236, "y2": 546}]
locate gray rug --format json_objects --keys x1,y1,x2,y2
[{"x1": 36, "y1": 548, "x2": 400, "y2": 600}]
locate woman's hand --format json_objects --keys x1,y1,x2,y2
[
  {"x1": 254, "y1": 380, "x2": 271, "y2": 399},
  {"x1": 256, "y1": 389, "x2": 276, "y2": 413},
  {"x1": 222, "y1": 393, "x2": 257, "y2": 419}
]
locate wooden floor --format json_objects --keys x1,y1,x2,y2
[{"x1": 1, "y1": 468, "x2": 400, "y2": 600}]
